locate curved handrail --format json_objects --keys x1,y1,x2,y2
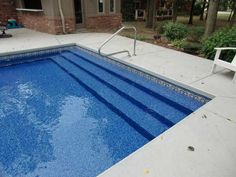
[{"x1": 98, "y1": 26, "x2": 137, "y2": 57}]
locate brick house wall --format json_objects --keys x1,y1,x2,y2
[
  {"x1": 0, "y1": 0, "x2": 17, "y2": 24},
  {"x1": 86, "y1": 14, "x2": 122, "y2": 30},
  {"x1": 0, "y1": 0, "x2": 121, "y2": 34},
  {"x1": 17, "y1": 11, "x2": 76, "y2": 34}
]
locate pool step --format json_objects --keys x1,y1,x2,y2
[
  {"x1": 51, "y1": 57, "x2": 170, "y2": 139},
  {"x1": 61, "y1": 51, "x2": 191, "y2": 123},
  {"x1": 60, "y1": 54, "x2": 175, "y2": 126},
  {"x1": 67, "y1": 48, "x2": 204, "y2": 112}
]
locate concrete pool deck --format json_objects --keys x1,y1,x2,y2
[{"x1": 0, "y1": 28, "x2": 236, "y2": 177}]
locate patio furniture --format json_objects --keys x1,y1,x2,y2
[
  {"x1": 135, "y1": 9, "x2": 146, "y2": 21},
  {"x1": 0, "y1": 25, "x2": 7, "y2": 34},
  {"x1": 211, "y1": 47, "x2": 236, "y2": 82},
  {"x1": 7, "y1": 19, "x2": 19, "y2": 29},
  {"x1": 0, "y1": 23, "x2": 12, "y2": 38}
]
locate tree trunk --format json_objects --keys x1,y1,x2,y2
[
  {"x1": 230, "y1": 3, "x2": 236, "y2": 27},
  {"x1": 172, "y1": 0, "x2": 178, "y2": 22},
  {"x1": 228, "y1": 8, "x2": 233, "y2": 22},
  {"x1": 146, "y1": 0, "x2": 155, "y2": 28},
  {"x1": 228, "y1": 0, "x2": 236, "y2": 22},
  {"x1": 205, "y1": 1, "x2": 209, "y2": 20},
  {"x1": 204, "y1": 0, "x2": 220, "y2": 37},
  {"x1": 188, "y1": 0, "x2": 196, "y2": 24},
  {"x1": 200, "y1": 0, "x2": 206, "y2": 20}
]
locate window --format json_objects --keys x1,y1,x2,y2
[
  {"x1": 110, "y1": 0, "x2": 115, "y2": 13},
  {"x1": 23, "y1": 0, "x2": 42, "y2": 9},
  {"x1": 98, "y1": 0, "x2": 104, "y2": 13}
]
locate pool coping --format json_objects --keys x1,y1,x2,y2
[
  {"x1": 1, "y1": 29, "x2": 235, "y2": 177},
  {"x1": 0, "y1": 43, "x2": 76, "y2": 57}
]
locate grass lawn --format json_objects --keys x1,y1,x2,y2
[{"x1": 177, "y1": 13, "x2": 232, "y2": 29}]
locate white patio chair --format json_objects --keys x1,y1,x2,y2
[{"x1": 211, "y1": 47, "x2": 236, "y2": 82}]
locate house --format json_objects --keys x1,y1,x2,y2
[
  {"x1": 0, "y1": 0, "x2": 122, "y2": 34},
  {"x1": 121, "y1": 0, "x2": 174, "y2": 21}
]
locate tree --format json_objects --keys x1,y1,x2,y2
[
  {"x1": 172, "y1": 0, "x2": 178, "y2": 22},
  {"x1": 188, "y1": 0, "x2": 196, "y2": 24},
  {"x1": 227, "y1": 0, "x2": 235, "y2": 21},
  {"x1": 146, "y1": 0, "x2": 155, "y2": 28},
  {"x1": 204, "y1": 0, "x2": 220, "y2": 37},
  {"x1": 230, "y1": 1, "x2": 236, "y2": 27},
  {"x1": 200, "y1": 0, "x2": 207, "y2": 20},
  {"x1": 205, "y1": 1, "x2": 209, "y2": 20},
  {"x1": 228, "y1": 8, "x2": 233, "y2": 22}
]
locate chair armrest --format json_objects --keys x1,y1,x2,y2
[{"x1": 213, "y1": 48, "x2": 236, "y2": 62}]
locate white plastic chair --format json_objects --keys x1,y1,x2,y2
[{"x1": 211, "y1": 47, "x2": 236, "y2": 82}]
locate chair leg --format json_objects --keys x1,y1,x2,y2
[
  {"x1": 233, "y1": 72, "x2": 236, "y2": 83},
  {"x1": 211, "y1": 64, "x2": 217, "y2": 74}
]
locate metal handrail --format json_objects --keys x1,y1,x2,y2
[{"x1": 98, "y1": 26, "x2": 137, "y2": 57}]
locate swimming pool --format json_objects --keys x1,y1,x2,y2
[{"x1": 0, "y1": 46, "x2": 210, "y2": 177}]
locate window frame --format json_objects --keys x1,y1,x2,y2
[
  {"x1": 109, "y1": 0, "x2": 116, "y2": 13},
  {"x1": 98, "y1": 0, "x2": 105, "y2": 14}
]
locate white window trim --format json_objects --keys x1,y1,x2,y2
[
  {"x1": 98, "y1": 0, "x2": 105, "y2": 14},
  {"x1": 109, "y1": 0, "x2": 116, "y2": 13},
  {"x1": 16, "y1": 8, "x2": 43, "y2": 12}
]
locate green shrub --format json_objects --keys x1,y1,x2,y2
[
  {"x1": 171, "y1": 39, "x2": 185, "y2": 49},
  {"x1": 163, "y1": 22, "x2": 188, "y2": 41},
  {"x1": 187, "y1": 26, "x2": 204, "y2": 42},
  {"x1": 201, "y1": 27, "x2": 236, "y2": 61},
  {"x1": 172, "y1": 40, "x2": 202, "y2": 54},
  {"x1": 182, "y1": 42, "x2": 202, "y2": 54},
  {"x1": 156, "y1": 20, "x2": 171, "y2": 34}
]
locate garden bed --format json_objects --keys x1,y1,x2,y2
[{"x1": 120, "y1": 15, "x2": 235, "y2": 59}]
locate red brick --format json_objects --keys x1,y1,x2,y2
[
  {"x1": 86, "y1": 14, "x2": 122, "y2": 30},
  {"x1": 0, "y1": 0, "x2": 17, "y2": 24},
  {"x1": 17, "y1": 11, "x2": 76, "y2": 34}
]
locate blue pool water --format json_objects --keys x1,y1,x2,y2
[{"x1": 0, "y1": 47, "x2": 210, "y2": 177}]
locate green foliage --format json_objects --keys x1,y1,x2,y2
[
  {"x1": 229, "y1": 0, "x2": 236, "y2": 9},
  {"x1": 172, "y1": 39, "x2": 202, "y2": 54},
  {"x1": 156, "y1": 20, "x2": 171, "y2": 34},
  {"x1": 201, "y1": 27, "x2": 236, "y2": 61},
  {"x1": 171, "y1": 39, "x2": 185, "y2": 49},
  {"x1": 187, "y1": 26, "x2": 204, "y2": 42},
  {"x1": 193, "y1": 2, "x2": 203, "y2": 16},
  {"x1": 162, "y1": 22, "x2": 188, "y2": 41},
  {"x1": 126, "y1": 34, "x2": 148, "y2": 41},
  {"x1": 121, "y1": 0, "x2": 135, "y2": 21},
  {"x1": 182, "y1": 41, "x2": 202, "y2": 54},
  {"x1": 219, "y1": 0, "x2": 229, "y2": 11}
]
